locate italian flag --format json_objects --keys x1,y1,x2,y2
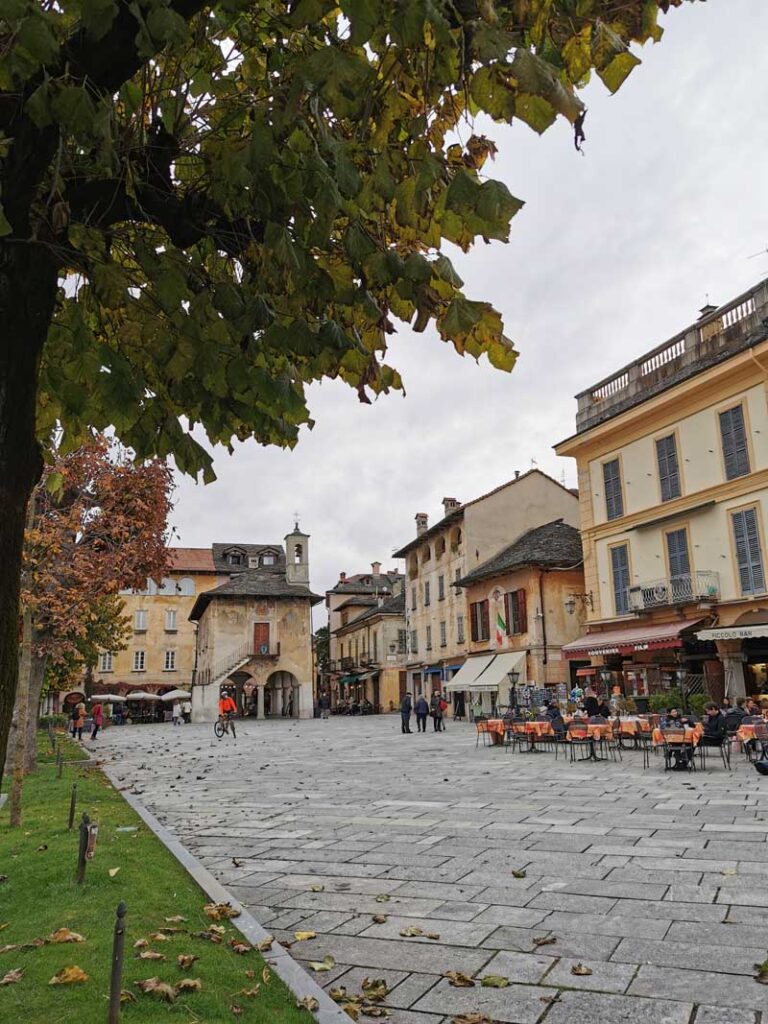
[{"x1": 496, "y1": 611, "x2": 506, "y2": 647}]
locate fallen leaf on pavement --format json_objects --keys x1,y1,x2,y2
[
  {"x1": 294, "y1": 930, "x2": 317, "y2": 941},
  {"x1": 256, "y1": 936, "x2": 274, "y2": 952},
  {"x1": 571, "y1": 963, "x2": 592, "y2": 976},
  {"x1": 451, "y1": 1015, "x2": 492, "y2": 1024},
  {"x1": 532, "y1": 935, "x2": 556, "y2": 947},
  {"x1": 443, "y1": 971, "x2": 475, "y2": 987},
  {"x1": 425, "y1": 932, "x2": 440, "y2": 940},
  {"x1": 296, "y1": 995, "x2": 319, "y2": 1011},
  {"x1": 49, "y1": 965, "x2": 88, "y2": 985},
  {"x1": 204, "y1": 902, "x2": 240, "y2": 921},
  {"x1": 48, "y1": 929, "x2": 85, "y2": 944},
  {"x1": 481, "y1": 974, "x2": 510, "y2": 987},
  {"x1": 371, "y1": 914, "x2": 387, "y2": 924},
  {"x1": 0, "y1": 968, "x2": 23, "y2": 985},
  {"x1": 310, "y1": 884, "x2": 324, "y2": 892},
  {"x1": 511, "y1": 869, "x2": 527, "y2": 878},
  {"x1": 329, "y1": 986, "x2": 349, "y2": 1002},
  {"x1": 108, "y1": 868, "x2": 120, "y2": 878},
  {"x1": 361, "y1": 978, "x2": 388, "y2": 1002},
  {"x1": 399, "y1": 927, "x2": 424, "y2": 937},
  {"x1": 374, "y1": 894, "x2": 390, "y2": 903},
  {"x1": 177, "y1": 954, "x2": 198, "y2": 969},
  {"x1": 308, "y1": 954, "x2": 336, "y2": 972},
  {"x1": 136, "y1": 977, "x2": 176, "y2": 1001},
  {"x1": 175, "y1": 978, "x2": 202, "y2": 993},
  {"x1": 755, "y1": 959, "x2": 768, "y2": 984}
]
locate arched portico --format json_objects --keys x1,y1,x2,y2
[{"x1": 265, "y1": 670, "x2": 300, "y2": 718}]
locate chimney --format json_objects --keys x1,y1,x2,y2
[
  {"x1": 698, "y1": 303, "x2": 718, "y2": 320},
  {"x1": 514, "y1": 470, "x2": 520, "y2": 479},
  {"x1": 339, "y1": 571, "x2": 346, "y2": 582},
  {"x1": 391, "y1": 577, "x2": 403, "y2": 597},
  {"x1": 442, "y1": 497, "x2": 461, "y2": 516},
  {"x1": 415, "y1": 512, "x2": 428, "y2": 536},
  {"x1": 371, "y1": 561, "x2": 381, "y2": 576}
]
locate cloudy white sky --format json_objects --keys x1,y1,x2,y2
[{"x1": 171, "y1": 0, "x2": 768, "y2": 612}]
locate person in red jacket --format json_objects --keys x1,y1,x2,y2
[
  {"x1": 90, "y1": 701, "x2": 104, "y2": 741},
  {"x1": 218, "y1": 691, "x2": 238, "y2": 739}
]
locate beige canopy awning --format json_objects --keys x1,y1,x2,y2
[
  {"x1": 469, "y1": 651, "x2": 527, "y2": 692},
  {"x1": 696, "y1": 624, "x2": 768, "y2": 641},
  {"x1": 444, "y1": 654, "x2": 496, "y2": 692}
]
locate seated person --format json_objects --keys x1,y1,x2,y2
[
  {"x1": 597, "y1": 700, "x2": 611, "y2": 719},
  {"x1": 661, "y1": 708, "x2": 686, "y2": 729},
  {"x1": 701, "y1": 702, "x2": 727, "y2": 746}
]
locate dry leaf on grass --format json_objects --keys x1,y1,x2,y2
[
  {"x1": 229, "y1": 940, "x2": 251, "y2": 955},
  {"x1": 241, "y1": 985, "x2": 261, "y2": 997},
  {"x1": 136, "y1": 950, "x2": 165, "y2": 961},
  {"x1": 148, "y1": 932, "x2": 170, "y2": 942},
  {"x1": 230, "y1": 1003, "x2": 243, "y2": 1016},
  {"x1": 571, "y1": 963, "x2": 592, "y2": 976},
  {"x1": 308, "y1": 955, "x2": 336, "y2": 972},
  {"x1": 204, "y1": 902, "x2": 240, "y2": 921},
  {"x1": 294, "y1": 930, "x2": 317, "y2": 941},
  {"x1": 361, "y1": 978, "x2": 388, "y2": 1002},
  {"x1": 120, "y1": 990, "x2": 135, "y2": 1003},
  {"x1": 175, "y1": 978, "x2": 202, "y2": 993},
  {"x1": 532, "y1": 935, "x2": 556, "y2": 947},
  {"x1": 49, "y1": 965, "x2": 88, "y2": 985},
  {"x1": 443, "y1": 971, "x2": 475, "y2": 987},
  {"x1": 210, "y1": 925, "x2": 227, "y2": 936},
  {"x1": 177, "y1": 954, "x2": 198, "y2": 969},
  {"x1": 296, "y1": 995, "x2": 319, "y2": 1012},
  {"x1": 192, "y1": 930, "x2": 222, "y2": 944},
  {"x1": 21, "y1": 938, "x2": 46, "y2": 950},
  {"x1": 256, "y1": 936, "x2": 274, "y2": 952},
  {"x1": 0, "y1": 876, "x2": 8, "y2": 883},
  {"x1": 36, "y1": 844, "x2": 48, "y2": 852},
  {"x1": 0, "y1": 945, "x2": 18, "y2": 954},
  {"x1": 0, "y1": 968, "x2": 23, "y2": 985},
  {"x1": 262, "y1": 966, "x2": 271, "y2": 984},
  {"x1": 108, "y1": 868, "x2": 120, "y2": 878},
  {"x1": 480, "y1": 974, "x2": 510, "y2": 988},
  {"x1": 371, "y1": 914, "x2": 387, "y2": 925},
  {"x1": 245, "y1": 969, "x2": 256, "y2": 980},
  {"x1": 48, "y1": 929, "x2": 85, "y2": 944},
  {"x1": 134, "y1": 939, "x2": 148, "y2": 949},
  {"x1": 135, "y1": 977, "x2": 176, "y2": 1001},
  {"x1": 165, "y1": 915, "x2": 187, "y2": 923}
]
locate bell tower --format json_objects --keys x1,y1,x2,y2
[{"x1": 285, "y1": 517, "x2": 310, "y2": 586}]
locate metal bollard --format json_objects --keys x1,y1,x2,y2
[
  {"x1": 76, "y1": 811, "x2": 90, "y2": 884},
  {"x1": 108, "y1": 901, "x2": 127, "y2": 1023},
  {"x1": 68, "y1": 784, "x2": 77, "y2": 830},
  {"x1": 48, "y1": 722, "x2": 55, "y2": 751},
  {"x1": 56, "y1": 749, "x2": 63, "y2": 779}
]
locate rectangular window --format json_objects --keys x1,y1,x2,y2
[
  {"x1": 134, "y1": 609, "x2": 147, "y2": 632},
  {"x1": 457, "y1": 614, "x2": 465, "y2": 644},
  {"x1": 411, "y1": 586, "x2": 416, "y2": 611},
  {"x1": 455, "y1": 568, "x2": 461, "y2": 584},
  {"x1": 373, "y1": 632, "x2": 378, "y2": 661},
  {"x1": 397, "y1": 629, "x2": 407, "y2": 654},
  {"x1": 132, "y1": 650, "x2": 146, "y2": 672},
  {"x1": 470, "y1": 600, "x2": 490, "y2": 642},
  {"x1": 99, "y1": 652, "x2": 113, "y2": 673},
  {"x1": 425, "y1": 625, "x2": 432, "y2": 650},
  {"x1": 440, "y1": 621, "x2": 447, "y2": 647},
  {"x1": 424, "y1": 581, "x2": 431, "y2": 606},
  {"x1": 720, "y1": 405, "x2": 750, "y2": 480},
  {"x1": 611, "y1": 545, "x2": 630, "y2": 616},
  {"x1": 410, "y1": 629, "x2": 418, "y2": 654},
  {"x1": 164, "y1": 650, "x2": 176, "y2": 671},
  {"x1": 732, "y1": 507, "x2": 766, "y2": 595},
  {"x1": 165, "y1": 609, "x2": 177, "y2": 631},
  {"x1": 666, "y1": 528, "x2": 692, "y2": 601},
  {"x1": 656, "y1": 434, "x2": 681, "y2": 502},
  {"x1": 603, "y1": 459, "x2": 624, "y2": 520},
  {"x1": 504, "y1": 589, "x2": 528, "y2": 635},
  {"x1": 438, "y1": 575, "x2": 445, "y2": 601}
]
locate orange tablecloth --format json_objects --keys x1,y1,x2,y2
[
  {"x1": 619, "y1": 720, "x2": 652, "y2": 737},
  {"x1": 652, "y1": 726, "x2": 702, "y2": 747},
  {"x1": 526, "y1": 721, "x2": 554, "y2": 737},
  {"x1": 737, "y1": 725, "x2": 757, "y2": 743},
  {"x1": 586, "y1": 723, "x2": 613, "y2": 740}
]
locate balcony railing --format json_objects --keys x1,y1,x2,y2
[
  {"x1": 340, "y1": 657, "x2": 355, "y2": 671},
  {"x1": 253, "y1": 642, "x2": 281, "y2": 658},
  {"x1": 627, "y1": 571, "x2": 720, "y2": 612}
]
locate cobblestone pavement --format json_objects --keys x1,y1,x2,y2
[{"x1": 97, "y1": 716, "x2": 768, "y2": 1024}]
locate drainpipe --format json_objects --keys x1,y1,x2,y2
[{"x1": 539, "y1": 571, "x2": 548, "y2": 667}]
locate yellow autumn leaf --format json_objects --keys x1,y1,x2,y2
[
  {"x1": 175, "y1": 978, "x2": 202, "y2": 993},
  {"x1": 294, "y1": 930, "x2": 317, "y2": 941},
  {"x1": 48, "y1": 929, "x2": 86, "y2": 944},
  {"x1": 49, "y1": 965, "x2": 89, "y2": 985}
]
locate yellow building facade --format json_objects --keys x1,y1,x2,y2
[
  {"x1": 556, "y1": 277, "x2": 768, "y2": 701},
  {"x1": 330, "y1": 590, "x2": 407, "y2": 711}
]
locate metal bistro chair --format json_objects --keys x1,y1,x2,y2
[
  {"x1": 601, "y1": 718, "x2": 623, "y2": 763},
  {"x1": 661, "y1": 728, "x2": 696, "y2": 773},
  {"x1": 698, "y1": 730, "x2": 731, "y2": 771},
  {"x1": 567, "y1": 721, "x2": 594, "y2": 763},
  {"x1": 631, "y1": 719, "x2": 653, "y2": 769},
  {"x1": 506, "y1": 721, "x2": 528, "y2": 754},
  {"x1": 475, "y1": 716, "x2": 491, "y2": 748}
]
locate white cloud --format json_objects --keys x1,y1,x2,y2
[{"x1": 171, "y1": 0, "x2": 768, "y2": 611}]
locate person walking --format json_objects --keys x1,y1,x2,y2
[
  {"x1": 171, "y1": 701, "x2": 182, "y2": 726},
  {"x1": 90, "y1": 701, "x2": 104, "y2": 741},
  {"x1": 73, "y1": 701, "x2": 86, "y2": 742},
  {"x1": 319, "y1": 691, "x2": 331, "y2": 720},
  {"x1": 181, "y1": 699, "x2": 191, "y2": 724},
  {"x1": 400, "y1": 692, "x2": 413, "y2": 734},
  {"x1": 415, "y1": 694, "x2": 429, "y2": 732},
  {"x1": 430, "y1": 692, "x2": 445, "y2": 732}
]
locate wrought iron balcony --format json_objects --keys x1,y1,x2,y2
[
  {"x1": 627, "y1": 571, "x2": 720, "y2": 612},
  {"x1": 339, "y1": 657, "x2": 355, "y2": 671}
]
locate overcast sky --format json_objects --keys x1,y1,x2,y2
[{"x1": 171, "y1": 0, "x2": 768, "y2": 614}]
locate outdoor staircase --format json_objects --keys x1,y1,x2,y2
[{"x1": 193, "y1": 642, "x2": 254, "y2": 689}]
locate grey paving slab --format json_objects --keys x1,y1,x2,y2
[{"x1": 95, "y1": 716, "x2": 768, "y2": 1024}]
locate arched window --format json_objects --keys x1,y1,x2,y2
[
  {"x1": 177, "y1": 577, "x2": 195, "y2": 596},
  {"x1": 435, "y1": 537, "x2": 446, "y2": 559},
  {"x1": 294, "y1": 543, "x2": 303, "y2": 564},
  {"x1": 158, "y1": 577, "x2": 176, "y2": 595},
  {"x1": 408, "y1": 555, "x2": 418, "y2": 580},
  {"x1": 451, "y1": 527, "x2": 462, "y2": 552},
  {"x1": 421, "y1": 544, "x2": 432, "y2": 563}
]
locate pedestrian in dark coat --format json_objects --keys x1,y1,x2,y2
[
  {"x1": 400, "y1": 693, "x2": 413, "y2": 734},
  {"x1": 415, "y1": 695, "x2": 429, "y2": 732}
]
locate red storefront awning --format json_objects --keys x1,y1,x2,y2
[{"x1": 562, "y1": 619, "x2": 705, "y2": 660}]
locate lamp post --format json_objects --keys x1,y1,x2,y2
[{"x1": 507, "y1": 669, "x2": 520, "y2": 713}]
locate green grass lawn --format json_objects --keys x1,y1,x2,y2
[{"x1": 0, "y1": 732, "x2": 311, "y2": 1022}]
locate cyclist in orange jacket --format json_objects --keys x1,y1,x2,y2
[{"x1": 218, "y1": 691, "x2": 238, "y2": 738}]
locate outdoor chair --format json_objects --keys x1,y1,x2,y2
[
  {"x1": 506, "y1": 721, "x2": 528, "y2": 754},
  {"x1": 661, "y1": 728, "x2": 696, "y2": 773},
  {"x1": 566, "y1": 722, "x2": 594, "y2": 763},
  {"x1": 751, "y1": 721, "x2": 768, "y2": 761},
  {"x1": 475, "y1": 717, "x2": 491, "y2": 748},
  {"x1": 599, "y1": 718, "x2": 623, "y2": 763},
  {"x1": 697, "y1": 732, "x2": 731, "y2": 771}
]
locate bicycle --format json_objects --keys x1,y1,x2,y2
[{"x1": 213, "y1": 713, "x2": 237, "y2": 740}]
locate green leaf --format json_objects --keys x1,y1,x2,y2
[
  {"x1": 146, "y1": 5, "x2": 190, "y2": 48},
  {"x1": 15, "y1": 13, "x2": 59, "y2": 65},
  {"x1": 598, "y1": 51, "x2": 641, "y2": 93},
  {"x1": 0, "y1": 0, "x2": 28, "y2": 20},
  {"x1": 341, "y1": 0, "x2": 382, "y2": 46},
  {"x1": 80, "y1": 0, "x2": 119, "y2": 39},
  {"x1": 51, "y1": 86, "x2": 98, "y2": 140},
  {"x1": 481, "y1": 974, "x2": 510, "y2": 988},
  {"x1": 344, "y1": 223, "x2": 376, "y2": 265},
  {"x1": 441, "y1": 297, "x2": 483, "y2": 339}
]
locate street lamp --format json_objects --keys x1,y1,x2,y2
[
  {"x1": 507, "y1": 669, "x2": 520, "y2": 713},
  {"x1": 565, "y1": 592, "x2": 594, "y2": 615}
]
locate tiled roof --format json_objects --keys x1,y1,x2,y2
[
  {"x1": 327, "y1": 572, "x2": 403, "y2": 595},
  {"x1": 333, "y1": 591, "x2": 406, "y2": 634},
  {"x1": 189, "y1": 569, "x2": 322, "y2": 620},
  {"x1": 336, "y1": 595, "x2": 379, "y2": 611},
  {"x1": 212, "y1": 542, "x2": 285, "y2": 573},
  {"x1": 456, "y1": 520, "x2": 583, "y2": 586},
  {"x1": 168, "y1": 548, "x2": 217, "y2": 573}
]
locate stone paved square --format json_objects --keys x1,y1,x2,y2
[{"x1": 98, "y1": 716, "x2": 768, "y2": 1023}]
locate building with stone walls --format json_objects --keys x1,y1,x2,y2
[
  {"x1": 189, "y1": 524, "x2": 322, "y2": 721},
  {"x1": 330, "y1": 589, "x2": 407, "y2": 711},
  {"x1": 394, "y1": 472, "x2": 580, "y2": 701},
  {"x1": 450, "y1": 520, "x2": 586, "y2": 713},
  {"x1": 556, "y1": 276, "x2": 768, "y2": 702}
]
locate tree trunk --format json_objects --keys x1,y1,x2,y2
[
  {"x1": 24, "y1": 652, "x2": 48, "y2": 774},
  {"x1": 9, "y1": 606, "x2": 33, "y2": 826},
  {"x1": 0, "y1": 242, "x2": 57, "y2": 790}
]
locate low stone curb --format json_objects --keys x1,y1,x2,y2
[{"x1": 101, "y1": 764, "x2": 348, "y2": 1024}]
